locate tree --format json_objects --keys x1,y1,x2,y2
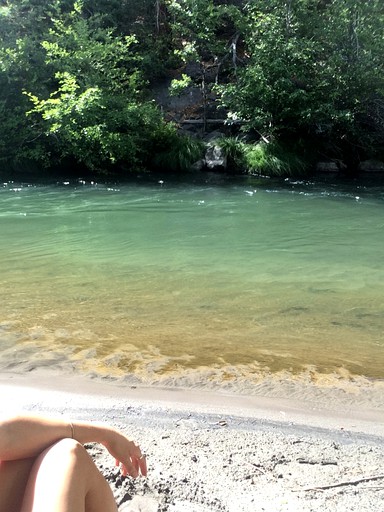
[
  {"x1": 1, "y1": 1, "x2": 383, "y2": 176},
  {"x1": 0, "y1": 1, "x2": 166, "y2": 172},
  {"x1": 0, "y1": 1, "x2": 59, "y2": 167},
  {"x1": 219, "y1": 0, "x2": 384, "y2": 170}
]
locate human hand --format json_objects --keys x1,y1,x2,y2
[{"x1": 103, "y1": 429, "x2": 147, "y2": 478}]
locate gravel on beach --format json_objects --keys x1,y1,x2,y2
[
  {"x1": 89, "y1": 414, "x2": 384, "y2": 512},
  {"x1": 1, "y1": 375, "x2": 383, "y2": 512}
]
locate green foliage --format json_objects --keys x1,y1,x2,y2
[
  {"x1": 0, "y1": 1, "x2": 383, "y2": 176},
  {"x1": 245, "y1": 141, "x2": 307, "y2": 177},
  {"x1": 219, "y1": 0, "x2": 384, "y2": 168},
  {"x1": 217, "y1": 136, "x2": 308, "y2": 176},
  {"x1": 164, "y1": 0, "x2": 384, "y2": 171},
  {"x1": 150, "y1": 124, "x2": 204, "y2": 172},
  {"x1": 217, "y1": 136, "x2": 246, "y2": 172},
  {"x1": 165, "y1": 0, "x2": 244, "y2": 80},
  {"x1": 80, "y1": 0, "x2": 175, "y2": 80},
  {"x1": 24, "y1": 73, "x2": 162, "y2": 171},
  {"x1": 169, "y1": 73, "x2": 193, "y2": 96},
  {"x1": 38, "y1": 7, "x2": 142, "y2": 94},
  {"x1": 0, "y1": 1, "x2": 167, "y2": 172}
]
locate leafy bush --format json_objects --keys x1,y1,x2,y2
[
  {"x1": 219, "y1": 0, "x2": 384, "y2": 171},
  {"x1": 169, "y1": 74, "x2": 193, "y2": 97},
  {"x1": 150, "y1": 124, "x2": 204, "y2": 172},
  {"x1": 216, "y1": 136, "x2": 308, "y2": 176},
  {"x1": 25, "y1": 71, "x2": 164, "y2": 172},
  {"x1": 1, "y1": 1, "x2": 383, "y2": 176},
  {"x1": 217, "y1": 136, "x2": 247, "y2": 173},
  {"x1": 1, "y1": 2, "x2": 167, "y2": 174},
  {"x1": 245, "y1": 141, "x2": 308, "y2": 177}
]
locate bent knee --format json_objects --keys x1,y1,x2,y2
[
  {"x1": 52, "y1": 437, "x2": 82, "y2": 450},
  {"x1": 43, "y1": 438, "x2": 87, "y2": 463}
]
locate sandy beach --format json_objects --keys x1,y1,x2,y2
[{"x1": 1, "y1": 371, "x2": 384, "y2": 512}]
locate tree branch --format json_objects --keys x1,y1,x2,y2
[{"x1": 293, "y1": 474, "x2": 384, "y2": 492}]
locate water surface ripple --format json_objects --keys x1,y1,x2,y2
[{"x1": 1, "y1": 177, "x2": 383, "y2": 402}]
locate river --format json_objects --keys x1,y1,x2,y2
[{"x1": 1, "y1": 174, "x2": 383, "y2": 402}]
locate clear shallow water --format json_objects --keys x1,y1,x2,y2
[{"x1": 0, "y1": 176, "x2": 383, "y2": 391}]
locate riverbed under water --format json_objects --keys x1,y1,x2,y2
[{"x1": 1, "y1": 175, "x2": 383, "y2": 395}]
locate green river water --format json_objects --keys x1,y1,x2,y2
[{"x1": 1, "y1": 175, "x2": 383, "y2": 392}]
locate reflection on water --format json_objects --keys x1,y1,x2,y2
[{"x1": 0, "y1": 176, "x2": 383, "y2": 392}]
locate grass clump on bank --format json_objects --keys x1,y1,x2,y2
[
  {"x1": 151, "y1": 124, "x2": 205, "y2": 173},
  {"x1": 218, "y1": 137, "x2": 309, "y2": 176},
  {"x1": 245, "y1": 140, "x2": 308, "y2": 176}
]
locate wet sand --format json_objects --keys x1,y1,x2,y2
[{"x1": 1, "y1": 371, "x2": 384, "y2": 511}]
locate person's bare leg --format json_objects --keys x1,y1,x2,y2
[
  {"x1": 0, "y1": 458, "x2": 35, "y2": 512},
  {"x1": 21, "y1": 438, "x2": 118, "y2": 512}
]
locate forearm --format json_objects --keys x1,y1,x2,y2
[{"x1": 0, "y1": 415, "x2": 115, "y2": 461}]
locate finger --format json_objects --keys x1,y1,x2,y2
[
  {"x1": 115, "y1": 459, "x2": 127, "y2": 476},
  {"x1": 122, "y1": 459, "x2": 138, "y2": 478},
  {"x1": 138, "y1": 454, "x2": 148, "y2": 476},
  {"x1": 115, "y1": 458, "x2": 132, "y2": 478},
  {"x1": 132, "y1": 456, "x2": 140, "y2": 474},
  {"x1": 129, "y1": 443, "x2": 147, "y2": 476}
]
